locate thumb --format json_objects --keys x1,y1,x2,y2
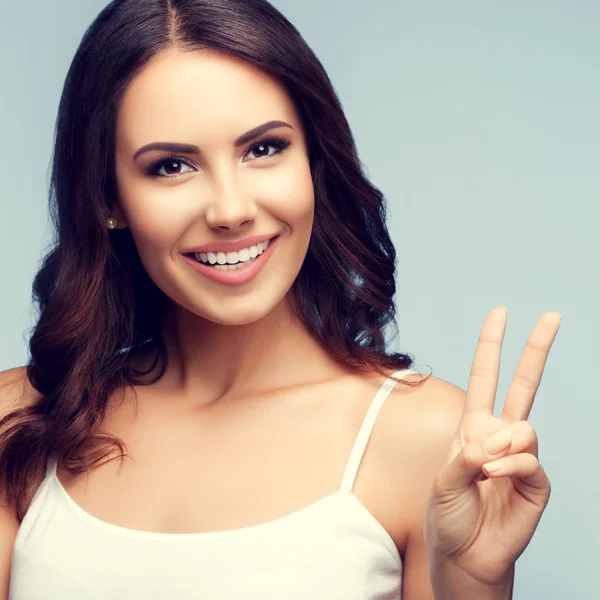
[{"x1": 436, "y1": 430, "x2": 513, "y2": 493}]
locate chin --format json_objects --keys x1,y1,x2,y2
[
  {"x1": 199, "y1": 305, "x2": 276, "y2": 327},
  {"x1": 182, "y1": 286, "x2": 293, "y2": 327},
  {"x1": 154, "y1": 258, "x2": 300, "y2": 327}
]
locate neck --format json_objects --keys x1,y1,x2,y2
[{"x1": 149, "y1": 295, "x2": 346, "y2": 405}]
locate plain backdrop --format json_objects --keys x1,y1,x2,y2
[{"x1": 1, "y1": 1, "x2": 598, "y2": 597}]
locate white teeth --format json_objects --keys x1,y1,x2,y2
[
  {"x1": 194, "y1": 238, "x2": 273, "y2": 266},
  {"x1": 239, "y1": 248, "x2": 250, "y2": 261},
  {"x1": 213, "y1": 256, "x2": 259, "y2": 270}
]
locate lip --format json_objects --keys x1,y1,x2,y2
[
  {"x1": 183, "y1": 233, "x2": 279, "y2": 254},
  {"x1": 182, "y1": 234, "x2": 280, "y2": 286}
]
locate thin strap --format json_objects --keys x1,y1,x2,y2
[{"x1": 340, "y1": 369, "x2": 417, "y2": 493}]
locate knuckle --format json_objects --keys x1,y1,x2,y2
[
  {"x1": 516, "y1": 420, "x2": 538, "y2": 444},
  {"x1": 518, "y1": 453, "x2": 539, "y2": 473},
  {"x1": 525, "y1": 339, "x2": 547, "y2": 353},
  {"x1": 461, "y1": 442, "x2": 480, "y2": 467},
  {"x1": 469, "y1": 365, "x2": 496, "y2": 379},
  {"x1": 512, "y1": 372, "x2": 537, "y2": 391}
]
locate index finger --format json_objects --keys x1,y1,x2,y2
[{"x1": 465, "y1": 306, "x2": 507, "y2": 415}]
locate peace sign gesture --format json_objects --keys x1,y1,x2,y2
[{"x1": 423, "y1": 306, "x2": 562, "y2": 585}]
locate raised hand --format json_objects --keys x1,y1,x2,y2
[{"x1": 423, "y1": 306, "x2": 562, "y2": 585}]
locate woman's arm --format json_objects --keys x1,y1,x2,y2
[
  {"x1": 369, "y1": 374, "x2": 467, "y2": 600},
  {"x1": 428, "y1": 554, "x2": 514, "y2": 600},
  {"x1": 0, "y1": 367, "x2": 42, "y2": 600},
  {"x1": 387, "y1": 310, "x2": 558, "y2": 599}
]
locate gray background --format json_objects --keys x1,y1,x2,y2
[{"x1": 1, "y1": 1, "x2": 597, "y2": 596}]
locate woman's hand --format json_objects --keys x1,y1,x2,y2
[{"x1": 423, "y1": 306, "x2": 562, "y2": 585}]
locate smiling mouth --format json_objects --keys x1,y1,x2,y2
[{"x1": 185, "y1": 235, "x2": 278, "y2": 270}]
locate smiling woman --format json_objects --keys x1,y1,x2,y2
[
  {"x1": 109, "y1": 47, "x2": 319, "y2": 327},
  {"x1": 0, "y1": 0, "x2": 426, "y2": 600},
  {"x1": 0, "y1": 1, "x2": 562, "y2": 599},
  {"x1": 0, "y1": 0, "x2": 444, "y2": 598}
]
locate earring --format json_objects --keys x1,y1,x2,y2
[{"x1": 107, "y1": 217, "x2": 118, "y2": 230}]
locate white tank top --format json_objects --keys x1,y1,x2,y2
[{"x1": 9, "y1": 369, "x2": 416, "y2": 599}]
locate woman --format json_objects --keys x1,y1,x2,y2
[{"x1": 0, "y1": 0, "x2": 560, "y2": 598}]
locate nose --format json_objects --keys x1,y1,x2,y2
[{"x1": 204, "y1": 181, "x2": 257, "y2": 232}]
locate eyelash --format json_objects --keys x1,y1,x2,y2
[{"x1": 144, "y1": 135, "x2": 291, "y2": 178}]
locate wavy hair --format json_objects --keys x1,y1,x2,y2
[{"x1": 0, "y1": 0, "x2": 428, "y2": 522}]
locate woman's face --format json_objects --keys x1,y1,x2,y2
[{"x1": 113, "y1": 49, "x2": 314, "y2": 325}]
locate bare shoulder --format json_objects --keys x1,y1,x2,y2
[
  {"x1": 0, "y1": 366, "x2": 43, "y2": 419},
  {"x1": 361, "y1": 369, "x2": 466, "y2": 456},
  {"x1": 0, "y1": 367, "x2": 43, "y2": 596},
  {"x1": 374, "y1": 370, "x2": 466, "y2": 510},
  {"x1": 353, "y1": 370, "x2": 466, "y2": 542},
  {"x1": 0, "y1": 366, "x2": 43, "y2": 505},
  {"x1": 384, "y1": 371, "x2": 466, "y2": 446},
  {"x1": 357, "y1": 370, "x2": 466, "y2": 598}
]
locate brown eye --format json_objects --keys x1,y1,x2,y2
[
  {"x1": 163, "y1": 159, "x2": 185, "y2": 176},
  {"x1": 243, "y1": 136, "x2": 291, "y2": 162},
  {"x1": 248, "y1": 143, "x2": 271, "y2": 159},
  {"x1": 146, "y1": 157, "x2": 196, "y2": 178}
]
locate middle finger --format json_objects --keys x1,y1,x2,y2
[{"x1": 501, "y1": 312, "x2": 561, "y2": 423}]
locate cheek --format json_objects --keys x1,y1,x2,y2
[
  {"x1": 116, "y1": 156, "x2": 314, "y2": 259},
  {"x1": 114, "y1": 157, "x2": 195, "y2": 256},
  {"x1": 120, "y1": 188, "x2": 194, "y2": 261},
  {"x1": 265, "y1": 160, "x2": 315, "y2": 230}
]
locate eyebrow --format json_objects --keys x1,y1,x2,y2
[{"x1": 132, "y1": 120, "x2": 295, "y2": 161}]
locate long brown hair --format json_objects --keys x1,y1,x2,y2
[{"x1": 0, "y1": 0, "x2": 429, "y2": 523}]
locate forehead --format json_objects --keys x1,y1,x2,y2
[{"x1": 116, "y1": 49, "x2": 299, "y2": 146}]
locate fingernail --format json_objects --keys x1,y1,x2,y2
[
  {"x1": 495, "y1": 306, "x2": 507, "y2": 317},
  {"x1": 484, "y1": 430, "x2": 512, "y2": 455},
  {"x1": 484, "y1": 460, "x2": 503, "y2": 473}
]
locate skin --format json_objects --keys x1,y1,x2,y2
[
  {"x1": 0, "y1": 47, "x2": 561, "y2": 599},
  {"x1": 423, "y1": 308, "x2": 560, "y2": 598},
  {"x1": 112, "y1": 48, "x2": 331, "y2": 402},
  {"x1": 103, "y1": 48, "x2": 453, "y2": 594}
]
